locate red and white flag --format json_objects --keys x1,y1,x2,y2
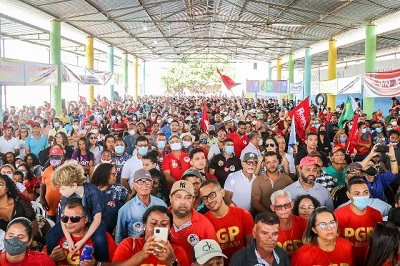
[
  {"x1": 201, "y1": 103, "x2": 210, "y2": 132},
  {"x1": 288, "y1": 97, "x2": 310, "y2": 142},
  {"x1": 216, "y1": 68, "x2": 240, "y2": 90}
]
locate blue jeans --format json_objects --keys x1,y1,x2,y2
[{"x1": 45, "y1": 221, "x2": 109, "y2": 262}]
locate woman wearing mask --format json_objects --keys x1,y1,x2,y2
[
  {"x1": 87, "y1": 132, "x2": 103, "y2": 165},
  {"x1": 372, "y1": 121, "x2": 387, "y2": 145},
  {"x1": 1, "y1": 217, "x2": 54, "y2": 265},
  {"x1": 111, "y1": 113, "x2": 127, "y2": 135},
  {"x1": 180, "y1": 133, "x2": 195, "y2": 153},
  {"x1": 68, "y1": 119, "x2": 84, "y2": 149}
]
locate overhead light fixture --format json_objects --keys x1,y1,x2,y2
[{"x1": 143, "y1": 22, "x2": 148, "y2": 31}]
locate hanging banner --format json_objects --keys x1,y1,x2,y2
[
  {"x1": 337, "y1": 75, "x2": 361, "y2": 94},
  {"x1": 364, "y1": 69, "x2": 400, "y2": 97},
  {"x1": 320, "y1": 79, "x2": 337, "y2": 94},
  {"x1": 24, "y1": 62, "x2": 58, "y2": 86},
  {"x1": 62, "y1": 64, "x2": 113, "y2": 85},
  {"x1": 0, "y1": 58, "x2": 25, "y2": 85},
  {"x1": 246, "y1": 80, "x2": 260, "y2": 92},
  {"x1": 290, "y1": 81, "x2": 303, "y2": 94}
]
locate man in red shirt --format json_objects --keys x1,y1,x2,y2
[
  {"x1": 226, "y1": 121, "x2": 249, "y2": 157},
  {"x1": 199, "y1": 180, "x2": 254, "y2": 264},
  {"x1": 334, "y1": 177, "x2": 382, "y2": 266},
  {"x1": 169, "y1": 180, "x2": 217, "y2": 263},
  {"x1": 270, "y1": 189, "x2": 307, "y2": 257}
]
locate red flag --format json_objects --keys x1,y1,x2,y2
[
  {"x1": 216, "y1": 68, "x2": 240, "y2": 90},
  {"x1": 346, "y1": 114, "x2": 359, "y2": 154},
  {"x1": 201, "y1": 103, "x2": 210, "y2": 132},
  {"x1": 288, "y1": 97, "x2": 310, "y2": 142}
]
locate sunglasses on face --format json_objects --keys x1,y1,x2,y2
[
  {"x1": 274, "y1": 202, "x2": 291, "y2": 211},
  {"x1": 60, "y1": 215, "x2": 86, "y2": 223},
  {"x1": 265, "y1": 143, "x2": 275, "y2": 147}
]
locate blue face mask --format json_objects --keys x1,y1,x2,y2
[
  {"x1": 375, "y1": 127, "x2": 382, "y2": 133},
  {"x1": 339, "y1": 137, "x2": 347, "y2": 142},
  {"x1": 353, "y1": 196, "x2": 370, "y2": 210},
  {"x1": 157, "y1": 141, "x2": 166, "y2": 149},
  {"x1": 138, "y1": 146, "x2": 148, "y2": 156},
  {"x1": 225, "y1": 146, "x2": 234, "y2": 155},
  {"x1": 314, "y1": 123, "x2": 320, "y2": 129},
  {"x1": 114, "y1": 145, "x2": 124, "y2": 154}
]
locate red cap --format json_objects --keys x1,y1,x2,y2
[
  {"x1": 49, "y1": 146, "x2": 64, "y2": 156},
  {"x1": 300, "y1": 156, "x2": 321, "y2": 167},
  {"x1": 32, "y1": 122, "x2": 41, "y2": 128}
]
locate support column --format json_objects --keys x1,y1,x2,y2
[
  {"x1": 268, "y1": 62, "x2": 273, "y2": 81},
  {"x1": 142, "y1": 60, "x2": 146, "y2": 95},
  {"x1": 276, "y1": 58, "x2": 282, "y2": 80},
  {"x1": 288, "y1": 53, "x2": 294, "y2": 100},
  {"x1": 86, "y1": 37, "x2": 94, "y2": 106},
  {"x1": 364, "y1": 24, "x2": 377, "y2": 119},
  {"x1": 133, "y1": 56, "x2": 139, "y2": 101},
  {"x1": 304, "y1": 47, "x2": 312, "y2": 98},
  {"x1": 327, "y1": 39, "x2": 337, "y2": 110},
  {"x1": 0, "y1": 18, "x2": 3, "y2": 121},
  {"x1": 122, "y1": 53, "x2": 128, "y2": 99},
  {"x1": 108, "y1": 46, "x2": 114, "y2": 101},
  {"x1": 50, "y1": 20, "x2": 62, "y2": 116}
]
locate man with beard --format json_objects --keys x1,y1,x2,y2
[
  {"x1": 251, "y1": 151, "x2": 293, "y2": 214},
  {"x1": 284, "y1": 156, "x2": 334, "y2": 210},
  {"x1": 169, "y1": 180, "x2": 217, "y2": 264},
  {"x1": 199, "y1": 180, "x2": 254, "y2": 264}
]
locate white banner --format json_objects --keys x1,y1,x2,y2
[
  {"x1": 0, "y1": 58, "x2": 25, "y2": 85},
  {"x1": 319, "y1": 79, "x2": 337, "y2": 94},
  {"x1": 62, "y1": 64, "x2": 113, "y2": 85},
  {"x1": 290, "y1": 81, "x2": 303, "y2": 94},
  {"x1": 311, "y1": 81, "x2": 320, "y2": 95},
  {"x1": 337, "y1": 75, "x2": 361, "y2": 94},
  {"x1": 24, "y1": 62, "x2": 58, "y2": 86}
]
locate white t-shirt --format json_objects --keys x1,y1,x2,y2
[
  {"x1": 0, "y1": 136, "x2": 19, "y2": 154},
  {"x1": 121, "y1": 156, "x2": 143, "y2": 188},
  {"x1": 224, "y1": 170, "x2": 256, "y2": 211}
]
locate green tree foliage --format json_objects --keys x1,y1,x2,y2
[{"x1": 161, "y1": 55, "x2": 232, "y2": 93}]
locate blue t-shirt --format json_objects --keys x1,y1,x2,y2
[{"x1": 101, "y1": 183, "x2": 128, "y2": 233}]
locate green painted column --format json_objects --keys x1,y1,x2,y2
[
  {"x1": 108, "y1": 46, "x2": 114, "y2": 101},
  {"x1": 50, "y1": 20, "x2": 62, "y2": 115},
  {"x1": 268, "y1": 62, "x2": 273, "y2": 81},
  {"x1": 142, "y1": 60, "x2": 146, "y2": 95},
  {"x1": 304, "y1": 47, "x2": 312, "y2": 98},
  {"x1": 288, "y1": 53, "x2": 294, "y2": 100},
  {"x1": 0, "y1": 18, "x2": 3, "y2": 121},
  {"x1": 123, "y1": 53, "x2": 128, "y2": 99},
  {"x1": 364, "y1": 24, "x2": 377, "y2": 119}
]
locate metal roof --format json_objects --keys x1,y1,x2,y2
[{"x1": 1, "y1": 0, "x2": 400, "y2": 65}]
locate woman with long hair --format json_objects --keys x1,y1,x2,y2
[
  {"x1": 103, "y1": 134, "x2": 116, "y2": 154},
  {"x1": 68, "y1": 119, "x2": 84, "y2": 149},
  {"x1": 292, "y1": 194, "x2": 321, "y2": 220},
  {"x1": 71, "y1": 137, "x2": 94, "y2": 177},
  {"x1": 291, "y1": 207, "x2": 353, "y2": 265},
  {"x1": 52, "y1": 132, "x2": 73, "y2": 159},
  {"x1": 90, "y1": 163, "x2": 128, "y2": 233},
  {"x1": 365, "y1": 221, "x2": 400, "y2": 266},
  {"x1": 16, "y1": 163, "x2": 38, "y2": 201},
  {"x1": 17, "y1": 127, "x2": 30, "y2": 159},
  {"x1": 24, "y1": 153, "x2": 43, "y2": 179},
  {"x1": 87, "y1": 132, "x2": 103, "y2": 165},
  {"x1": 263, "y1": 136, "x2": 289, "y2": 175}
]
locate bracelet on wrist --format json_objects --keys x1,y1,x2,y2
[{"x1": 390, "y1": 159, "x2": 397, "y2": 162}]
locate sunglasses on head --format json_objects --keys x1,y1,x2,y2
[{"x1": 60, "y1": 215, "x2": 86, "y2": 223}]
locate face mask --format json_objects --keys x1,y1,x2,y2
[
  {"x1": 157, "y1": 141, "x2": 166, "y2": 149},
  {"x1": 5, "y1": 174, "x2": 12, "y2": 179},
  {"x1": 115, "y1": 145, "x2": 124, "y2": 154},
  {"x1": 387, "y1": 127, "x2": 393, "y2": 131},
  {"x1": 21, "y1": 171, "x2": 27, "y2": 178},
  {"x1": 225, "y1": 146, "x2": 234, "y2": 155},
  {"x1": 85, "y1": 125, "x2": 91, "y2": 130},
  {"x1": 157, "y1": 120, "x2": 162, "y2": 124},
  {"x1": 72, "y1": 125, "x2": 78, "y2": 130},
  {"x1": 364, "y1": 166, "x2": 377, "y2": 176},
  {"x1": 132, "y1": 117, "x2": 137, "y2": 121},
  {"x1": 91, "y1": 129, "x2": 99, "y2": 134},
  {"x1": 271, "y1": 127, "x2": 276, "y2": 131},
  {"x1": 182, "y1": 141, "x2": 192, "y2": 148},
  {"x1": 352, "y1": 196, "x2": 370, "y2": 210},
  {"x1": 101, "y1": 159, "x2": 112, "y2": 164},
  {"x1": 361, "y1": 128, "x2": 367, "y2": 134},
  {"x1": 200, "y1": 138, "x2": 208, "y2": 144},
  {"x1": 319, "y1": 130, "x2": 326, "y2": 134},
  {"x1": 4, "y1": 237, "x2": 29, "y2": 256},
  {"x1": 128, "y1": 130, "x2": 135, "y2": 135},
  {"x1": 138, "y1": 146, "x2": 148, "y2": 156},
  {"x1": 391, "y1": 121, "x2": 398, "y2": 126},
  {"x1": 314, "y1": 123, "x2": 320, "y2": 129},
  {"x1": 170, "y1": 142, "x2": 182, "y2": 151},
  {"x1": 339, "y1": 137, "x2": 347, "y2": 142},
  {"x1": 50, "y1": 159, "x2": 62, "y2": 167},
  {"x1": 375, "y1": 127, "x2": 382, "y2": 133},
  {"x1": 40, "y1": 123, "x2": 44, "y2": 128},
  {"x1": 258, "y1": 139, "x2": 263, "y2": 146},
  {"x1": 54, "y1": 122, "x2": 60, "y2": 127},
  {"x1": 167, "y1": 118, "x2": 173, "y2": 124}
]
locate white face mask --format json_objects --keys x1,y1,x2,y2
[
  {"x1": 73, "y1": 125, "x2": 79, "y2": 130},
  {"x1": 182, "y1": 141, "x2": 192, "y2": 148},
  {"x1": 391, "y1": 121, "x2": 398, "y2": 126},
  {"x1": 53, "y1": 122, "x2": 60, "y2": 127},
  {"x1": 170, "y1": 142, "x2": 182, "y2": 151},
  {"x1": 128, "y1": 130, "x2": 135, "y2": 135},
  {"x1": 258, "y1": 139, "x2": 263, "y2": 146},
  {"x1": 91, "y1": 129, "x2": 98, "y2": 134},
  {"x1": 167, "y1": 118, "x2": 173, "y2": 124}
]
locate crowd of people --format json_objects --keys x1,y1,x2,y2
[{"x1": 0, "y1": 95, "x2": 398, "y2": 265}]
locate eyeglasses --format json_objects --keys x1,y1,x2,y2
[
  {"x1": 245, "y1": 161, "x2": 256, "y2": 166},
  {"x1": 315, "y1": 220, "x2": 337, "y2": 230},
  {"x1": 274, "y1": 202, "x2": 291, "y2": 211},
  {"x1": 299, "y1": 205, "x2": 315, "y2": 211},
  {"x1": 201, "y1": 190, "x2": 220, "y2": 202},
  {"x1": 265, "y1": 143, "x2": 275, "y2": 147},
  {"x1": 90, "y1": 137, "x2": 97, "y2": 140},
  {"x1": 135, "y1": 179, "x2": 152, "y2": 185},
  {"x1": 60, "y1": 215, "x2": 86, "y2": 223}
]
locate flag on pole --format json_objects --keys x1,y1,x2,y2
[
  {"x1": 287, "y1": 115, "x2": 297, "y2": 155},
  {"x1": 216, "y1": 68, "x2": 240, "y2": 90},
  {"x1": 201, "y1": 103, "x2": 210, "y2": 132},
  {"x1": 346, "y1": 114, "x2": 359, "y2": 154},
  {"x1": 338, "y1": 96, "x2": 358, "y2": 129},
  {"x1": 288, "y1": 97, "x2": 311, "y2": 142}
]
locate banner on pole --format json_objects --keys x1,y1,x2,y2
[
  {"x1": 0, "y1": 58, "x2": 26, "y2": 86},
  {"x1": 364, "y1": 69, "x2": 400, "y2": 97},
  {"x1": 319, "y1": 79, "x2": 337, "y2": 94},
  {"x1": 337, "y1": 75, "x2": 361, "y2": 94},
  {"x1": 290, "y1": 81, "x2": 303, "y2": 94},
  {"x1": 24, "y1": 62, "x2": 58, "y2": 86}
]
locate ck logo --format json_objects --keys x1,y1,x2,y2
[
  {"x1": 180, "y1": 181, "x2": 186, "y2": 188},
  {"x1": 202, "y1": 241, "x2": 214, "y2": 251}
]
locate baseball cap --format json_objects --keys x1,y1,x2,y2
[
  {"x1": 180, "y1": 133, "x2": 195, "y2": 142},
  {"x1": 346, "y1": 162, "x2": 363, "y2": 172},
  {"x1": 49, "y1": 146, "x2": 64, "y2": 156},
  {"x1": 223, "y1": 116, "x2": 233, "y2": 123},
  {"x1": 330, "y1": 146, "x2": 345, "y2": 156},
  {"x1": 299, "y1": 156, "x2": 321, "y2": 167},
  {"x1": 170, "y1": 180, "x2": 194, "y2": 197},
  {"x1": 133, "y1": 169, "x2": 152, "y2": 182},
  {"x1": 32, "y1": 122, "x2": 41, "y2": 128},
  {"x1": 194, "y1": 239, "x2": 227, "y2": 264},
  {"x1": 182, "y1": 169, "x2": 202, "y2": 180},
  {"x1": 242, "y1": 152, "x2": 258, "y2": 162}
]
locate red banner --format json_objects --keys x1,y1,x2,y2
[
  {"x1": 364, "y1": 68, "x2": 400, "y2": 97},
  {"x1": 288, "y1": 97, "x2": 310, "y2": 142},
  {"x1": 201, "y1": 103, "x2": 210, "y2": 132}
]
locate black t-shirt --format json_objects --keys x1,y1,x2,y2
[
  {"x1": 209, "y1": 154, "x2": 242, "y2": 187},
  {"x1": 294, "y1": 148, "x2": 329, "y2": 167}
]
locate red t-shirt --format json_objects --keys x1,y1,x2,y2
[
  {"x1": 334, "y1": 205, "x2": 382, "y2": 266},
  {"x1": 42, "y1": 232, "x2": 116, "y2": 265},
  {"x1": 112, "y1": 237, "x2": 189, "y2": 266},
  {"x1": 169, "y1": 209, "x2": 217, "y2": 263},
  {"x1": 204, "y1": 206, "x2": 253, "y2": 264},
  {"x1": 276, "y1": 215, "x2": 308, "y2": 257},
  {"x1": 1, "y1": 250, "x2": 55, "y2": 266},
  {"x1": 291, "y1": 237, "x2": 353, "y2": 266},
  {"x1": 226, "y1": 132, "x2": 249, "y2": 157},
  {"x1": 162, "y1": 152, "x2": 191, "y2": 181}
]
